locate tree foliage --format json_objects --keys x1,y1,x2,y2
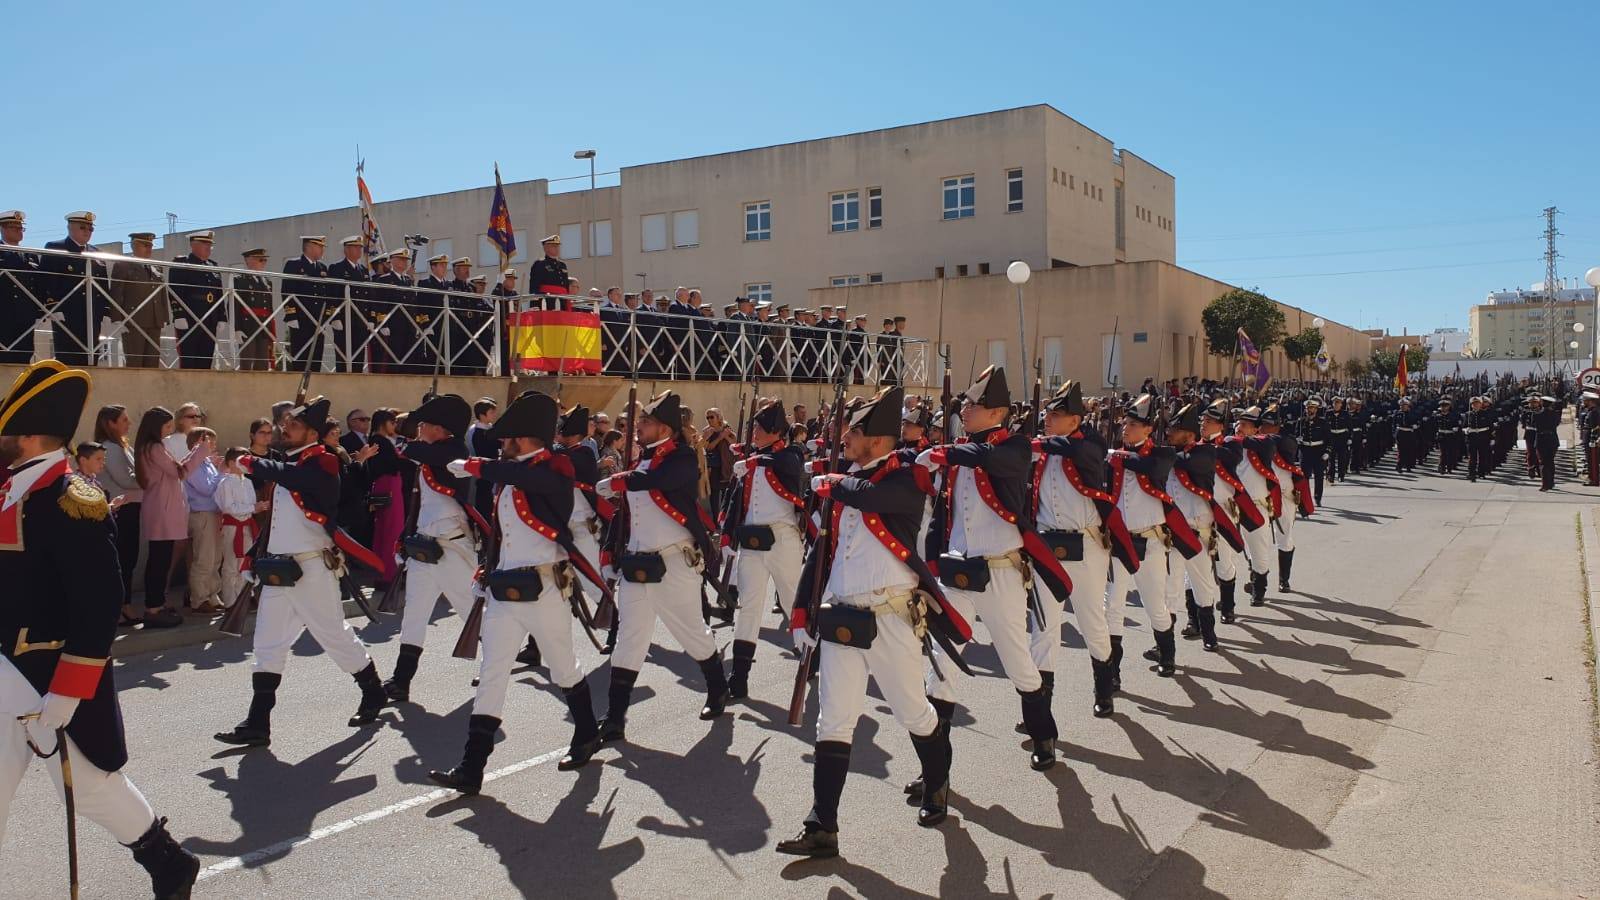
[
  {"x1": 1368, "y1": 345, "x2": 1430, "y2": 379},
  {"x1": 1341, "y1": 357, "x2": 1370, "y2": 379},
  {"x1": 1202, "y1": 288, "x2": 1286, "y2": 357},
  {"x1": 1282, "y1": 327, "x2": 1323, "y2": 363}
]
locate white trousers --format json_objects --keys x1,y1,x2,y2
[
  {"x1": 732, "y1": 524, "x2": 803, "y2": 644},
  {"x1": 817, "y1": 598, "x2": 939, "y2": 743},
  {"x1": 398, "y1": 536, "x2": 478, "y2": 648},
  {"x1": 1242, "y1": 517, "x2": 1274, "y2": 576},
  {"x1": 1273, "y1": 509, "x2": 1296, "y2": 553},
  {"x1": 1213, "y1": 524, "x2": 1241, "y2": 583},
  {"x1": 251, "y1": 559, "x2": 371, "y2": 675},
  {"x1": 1108, "y1": 536, "x2": 1171, "y2": 636},
  {"x1": 1166, "y1": 539, "x2": 1218, "y2": 611},
  {"x1": 219, "y1": 526, "x2": 250, "y2": 609},
  {"x1": 474, "y1": 582, "x2": 584, "y2": 719},
  {"x1": 1033, "y1": 533, "x2": 1112, "y2": 665},
  {"x1": 1026, "y1": 574, "x2": 1064, "y2": 675},
  {"x1": 0, "y1": 658, "x2": 154, "y2": 847},
  {"x1": 927, "y1": 565, "x2": 1041, "y2": 700},
  {"x1": 612, "y1": 548, "x2": 715, "y2": 673},
  {"x1": 186, "y1": 510, "x2": 223, "y2": 605}
]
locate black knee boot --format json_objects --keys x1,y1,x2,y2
[
  {"x1": 559, "y1": 679, "x2": 602, "y2": 770},
  {"x1": 1198, "y1": 605, "x2": 1218, "y2": 651},
  {"x1": 126, "y1": 816, "x2": 199, "y2": 900},
  {"x1": 906, "y1": 698, "x2": 956, "y2": 797},
  {"x1": 1152, "y1": 627, "x2": 1176, "y2": 677},
  {"x1": 428, "y1": 714, "x2": 500, "y2": 795},
  {"x1": 776, "y1": 740, "x2": 850, "y2": 858},
  {"x1": 1218, "y1": 578, "x2": 1236, "y2": 623},
  {"x1": 1250, "y1": 571, "x2": 1267, "y2": 606},
  {"x1": 1108, "y1": 635, "x2": 1124, "y2": 691},
  {"x1": 1015, "y1": 670, "x2": 1055, "y2": 735},
  {"x1": 1181, "y1": 589, "x2": 1201, "y2": 639},
  {"x1": 909, "y1": 720, "x2": 952, "y2": 827},
  {"x1": 215, "y1": 671, "x2": 279, "y2": 746},
  {"x1": 727, "y1": 639, "x2": 757, "y2": 701},
  {"x1": 1091, "y1": 657, "x2": 1116, "y2": 717},
  {"x1": 699, "y1": 652, "x2": 728, "y2": 720},
  {"x1": 1019, "y1": 686, "x2": 1058, "y2": 770},
  {"x1": 1278, "y1": 549, "x2": 1294, "y2": 591},
  {"x1": 516, "y1": 636, "x2": 542, "y2": 667},
  {"x1": 383, "y1": 643, "x2": 423, "y2": 702},
  {"x1": 599, "y1": 667, "x2": 639, "y2": 742},
  {"x1": 349, "y1": 661, "x2": 388, "y2": 726}
]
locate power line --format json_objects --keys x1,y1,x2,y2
[
  {"x1": 1221, "y1": 256, "x2": 1534, "y2": 281},
  {"x1": 1181, "y1": 235, "x2": 1531, "y2": 264},
  {"x1": 1182, "y1": 213, "x2": 1537, "y2": 243}
]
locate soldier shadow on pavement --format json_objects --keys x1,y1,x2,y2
[
  {"x1": 607, "y1": 715, "x2": 774, "y2": 859},
  {"x1": 113, "y1": 633, "x2": 254, "y2": 693},
  {"x1": 1223, "y1": 622, "x2": 1407, "y2": 680},
  {"x1": 1302, "y1": 505, "x2": 1401, "y2": 526},
  {"x1": 424, "y1": 764, "x2": 645, "y2": 900},
  {"x1": 185, "y1": 730, "x2": 381, "y2": 865},
  {"x1": 1248, "y1": 603, "x2": 1421, "y2": 652},
  {"x1": 1119, "y1": 677, "x2": 1375, "y2": 773},
  {"x1": 1182, "y1": 651, "x2": 1393, "y2": 722},
  {"x1": 383, "y1": 695, "x2": 476, "y2": 786}
]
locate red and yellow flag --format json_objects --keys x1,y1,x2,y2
[
  {"x1": 509, "y1": 309, "x2": 601, "y2": 374},
  {"x1": 1395, "y1": 344, "x2": 1409, "y2": 394}
]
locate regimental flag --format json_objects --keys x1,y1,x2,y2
[
  {"x1": 1396, "y1": 344, "x2": 1409, "y2": 394},
  {"x1": 356, "y1": 160, "x2": 387, "y2": 264},
  {"x1": 1315, "y1": 343, "x2": 1331, "y2": 374},
  {"x1": 486, "y1": 163, "x2": 516, "y2": 261},
  {"x1": 509, "y1": 308, "x2": 601, "y2": 375},
  {"x1": 1237, "y1": 327, "x2": 1271, "y2": 390}
]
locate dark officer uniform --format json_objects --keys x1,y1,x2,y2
[
  {"x1": 40, "y1": 212, "x2": 100, "y2": 367},
  {"x1": 0, "y1": 210, "x2": 39, "y2": 363},
  {"x1": 282, "y1": 237, "x2": 332, "y2": 369},
  {"x1": 447, "y1": 258, "x2": 491, "y2": 375},
  {"x1": 326, "y1": 239, "x2": 374, "y2": 373},
  {"x1": 527, "y1": 236, "x2": 572, "y2": 311},
  {"x1": 168, "y1": 233, "x2": 224, "y2": 369},
  {"x1": 1295, "y1": 401, "x2": 1330, "y2": 504},
  {"x1": 373, "y1": 251, "x2": 422, "y2": 373}
]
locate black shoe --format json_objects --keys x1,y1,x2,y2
[
  {"x1": 1030, "y1": 738, "x2": 1057, "y2": 771},
  {"x1": 428, "y1": 765, "x2": 484, "y2": 795},
  {"x1": 597, "y1": 717, "x2": 627, "y2": 745},
  {"x1": 601, "y1": 667, "x2": 638, "y2": 743},
  {"x1": 127, "y1": 816, "x2": 199, "y2": 900},
  {"x1": 215, "y1": 672, "x2": 277, "y2": 746},
  {"x1": 1142, "y1": 645, "x2": 1160, "y2": 663},
  {"x1": 213, "y1": 723, "x2": 270, "y2": 747},
  {"x1": 559, "y1": 680, "x2": 602, "y2": 770},
  {"x1": 1152, "y1": 628, "x2": 1176, "y2": 677},
  {"x1": 429, "y1": 714, "x2": 499, "y2": 795},
  {"x1": 1181, "y1": 622, "x2": 1201, "y2": 639},
  {"x1": 1198, "y1": 606, "x2": 1219, "y2": 652},
  {"x1": 917, "y1": 781, "x2": 949, "y2": 827},
  {"x1": 699, "y1": 653, "x2": 729, "y2": 720},
  {"x1": 349, "y1": 662, "x2": 388, "y2": 727},
  {"x1": 383, "y1": 643, "x2": 422, "y2": 703},
  {"x1": 776, "y1": 824, "x2": 839, "y2": 858},
  {"x1": 559, "y1": 733, "x2": 603, "y2": 771},
  {"x1": 728, "y1": 640, "x2": 756, "y2": 701},
  {"x1": 1219, "y1": 608, "x2": 1236, "y2": 624},
  {"x1": 1091, "y1": 658, "x2": 1115, "y2": 718},
  {"x1": 903, "y1": 776, "x2": 923, "y2": 800}
]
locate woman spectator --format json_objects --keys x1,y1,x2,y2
[
  {"x1": 96, "y1": 405, "x2": 144, "y2": 625},
  {"x1": 245, "y1": 416, "x2": 278, "y2": 529},
  {"x1": 134, "y1": 407, "x2": 205, "y2": 628},
  {"x1": 326, "y1": 419, "x2": 378, "y2": 550},
  {"x1": 701, "y1": 407, "x2": 735, "y2": 507},
  {"x1": 366, "y1": 408, "x2": 405, "y2": 588},
  {"x1": 598, "y1": 429, "x2": 624, "y2": 476}
]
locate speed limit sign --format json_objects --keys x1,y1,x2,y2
[{"x1": 1580, "y1": 367, "x2": 1600, "y2": 393}]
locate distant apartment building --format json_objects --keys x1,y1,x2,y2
[
  {"x1": 172, "y1": 105, "x2": 1175, "y2": 308},
  {"x1": 1469, "y1": 281, "x2": 1597, "y2": 358},
  {"x1": 1422, "y1": 327, "x2": 1469, "y2": 354}
]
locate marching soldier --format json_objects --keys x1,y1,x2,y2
[
  {"x1": 1465, "y1": 395, "x2": 1496, "y2": 483},
  {"x1": 429, "y1": 391, "x2": 612, "y2": 793},
  {"x1": 215, "y1": 397, "x2": 389, "y2": 747},
  {"x1": 1531, "y1": 394, "x2": 1566, "y2": 492},
  {"x1": 1260, "y1": 405, "x2": 1314, "y2": 592},
  {"x1": 1104, "y1": 394, "x2": 1202, "y2": 679},
  {"x1": 1295, "y1": 397, "x2": 1330, "y2": 504},
  {"x1": 168, "y1": 230, "x2": 223, "y2": 369},
  {"x1": 1434, "y1": 397, "x2": 1463, "y2": 475},
  {"x1": 1232, "y1": 406, "x2": 1280, "y2": 606},
  {"x1": 719, "y1": 401, "x2": 806, "y2": 701},
  {"x1": 917, "y1": 366, "x2": 1071, "y2": 772},
  {"x1": 0, "y1": 210, "x2": 39, "y2": 363},
  {"x1": 382, "y1": 394, "x2": 488, "y2": 703},
  {"x1": 1166, "y1": 402, "x2": 1232, "y2": 652},
  {"x1": 1582, "y1": 392, "x2": 1600, "y2": 487},
  {"x1": 1201, "y1": 400, "x2": 1265, "y2": 625},
  {"x1": 594, "y1": 391, "x2": 729, "y2": 742},
  {"x1": 282, "y1": 235, "x2": 331, "y2": 369},
  {"x1": 235, "y1": 248, "x2": 276, "y2": 371},
  {"x1": 1347, "y1": 397, "x2": 1367, "y2": 474},
  {"x1": 0, "y1": 360, "x2": 200, "y2": 898},
  {"x1": 1032, "y1": 381, "x2": 1138, "y2": 717},
  {"x1": 776, "y1": 386, "x2": 968, "y2": 857},
  {"x1": 900, "y1": 406, "x2": 931, "y2": 452},
  {"x1": 1327, "y1": 396, "x2": 1351, "y2": 482}
]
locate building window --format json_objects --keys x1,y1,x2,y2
[
  {"x1": 867, "y1": 188, "x2": 882, "y2": 229},
  {"x1": 867, "y1": 273, "x2": 884, "y2": 283},
  {"x1": 744, "y1": 201, "x2": 771, "y2": 242},
  {"x1": 641, "y1": 213, "x2": 667, "y2": 252},
  {"x1": 1114, "y1": 185, "x2": 1125, "y2": 251},
  {"x1": 744, "y1": 282, "x2": 772, "y2": 304},
  {"x1": 591, "y1": 220, "x2": 613, "y2": 257},
  {"x1": 672, "y1": 209, "x2": 699, "y2": 248},
  {"x1": 956, "y1": 264, "x2": 968, "y2": 277},
  {"x1": 942, "y1": 175, "x2": 975, "y2": 220},
  {"x1": 934, "y1": 266, "x2": 946, "y2": 279},
  {"x1": 1006, "y1": 168, "x2": 1023, "y2": 213},
  {"x1": 1069, "y1": 174, "x2": 1075, "y2": 190},
  {"x1": 978, "y1": 262, "x2": 990, "y2": 275},
  {"x1": 1052, "y1": 167, "x2": 1059, "y2": 184},
  {"x1": 478, "y1": 230, "x2": 528, "y2": 266},
  {"x1": 1132, "y1": 332, "x2": 1148, "y2": 343},
  {"x1": 558, "y1": 223, "x2": 583, "y2": 259},
  {"x1": 830, "y1": 191, "x2": 860, "y2": 233},
  {"x1": 830, "y1": 275, "x2": 863, "y2": 287}
]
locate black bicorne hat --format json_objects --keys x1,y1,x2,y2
[
  {"x1": 1043, "y1": 380, "x2": 1086, "y2": 416},
  {"x1": 1170, "y1": 402, "x2": 1203, "y2": 434},
  {"x1": 292, "y1": 396, "x2": 332, "y2": 433},
  {"x1": 640, "y1": 391, "x2": 681, "y2": 428},
  {"x1": 1202, "y1": 398, "x2": 1230, "y2": 422},
  {"x1": 559, "y1": 404, "x2": 590, "y2": 437},
  {"x1": 902, "y1": 406, "x2": 931, "y2": 428},
  {"x1": 1124, "y1": 393, "x2": 1157, "y2": 424},
  {"x1": 752, "y1": 400, "x2": 788, "y2": 435},
  {"x1": 963, "y1": 365, "x2": 1010, "y2": 409},
  {"x1": 491, "y1": 390, "x2": 558, "y2": 444},
  {"x1": 1261, "y1": 403, "x2": 1282, "y2": 425},
  {"x1": 410, "y1": 393, "x2": 471, "y2": 437},
  {"x1": 849, "y1": 386, "x2": 904, "y2": 438},
  {"x1": 0, "y1": 360, "x2": 90, "y2": 440}
]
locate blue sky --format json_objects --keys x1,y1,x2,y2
[{"x1": 10, "y1": 0, "x2": 1596, "y2": 335}]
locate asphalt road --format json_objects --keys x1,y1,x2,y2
[{"x1": 3, "y1": 460, "x2": 1597, "y2": 899}]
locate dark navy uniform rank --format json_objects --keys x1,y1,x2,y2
[
  {"x1": 0, "y1": 233, "x2": 41, "y2": 364},
  {"x1": 373, "y1": 262, "x2": 423, "y2": 372},
  {"x1": 527, "y1": 247, "x2": 572, "y2": 309},
  {"x1": 168, "y1": 244, "x2": 223, "y2": 369},
  {"x1": 0, "y1": 360, "x2": 201, "y2": 895},
  {"x1": 40, "y1": 231, "x2": 99, "y2": 366},
  {"x1": 412, "y1": 271, "x2": 448, "y2": 368},
  {"x1": 447, "y1": 266, "x2": 491, "y2": 374},
  {"x1": 283, "y1": 242, "x2": 332, "y2": 368},
  {"x1": 327, "y1": 248, "x2": 373, "y2": 373},
  {"x1": 1295, "y1": 402, "x2": 1331, "y2": 504}
]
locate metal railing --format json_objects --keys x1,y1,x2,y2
[{"x1": 0, "y1": 244, "x2": 928, "y2": 384}]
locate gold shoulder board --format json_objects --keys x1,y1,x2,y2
[{"x1": 59, "y1": 475, "x2": 110, "y2": 521}]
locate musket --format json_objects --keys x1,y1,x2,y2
[
  {"x1": 1107, "y1": 315, "x2": 1120, "y2": 391},
  {"x1": 788, "y1": 351, "x2": 850, "y2": 726}
]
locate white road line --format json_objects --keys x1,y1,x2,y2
[{"x1": 196, "y1": 746, "x2": 567, "y2": 881}]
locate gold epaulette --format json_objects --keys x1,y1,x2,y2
[{"x1": 59, "y1": 475, "x2": 110, "y2": 521}]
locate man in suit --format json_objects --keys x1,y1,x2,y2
[
  {"x1": 326, "y1": 237, "x2": 370, "y2": 373},
  {"x1": 107, "y1": 232, "x2": 168, "y2": 368},
  {"x1": 168, "y1": 231, "x2": 224, "y2": 369},
  {"x1": 40, "y1": 211, "x2": 100, "y2": 366},
  {"x1": 0, "y1": 210, "x2": 40, "y2": 363},
  {"x1": 282, "y1": 235, "x2": 330, "y2": 370}
]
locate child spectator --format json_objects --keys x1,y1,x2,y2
[
  {"x1": 213, "y1": 447, "x2": 260, "y2": 609},
  {"x1": 75, "y1": 441, "x2": 107, "y2": 486}
]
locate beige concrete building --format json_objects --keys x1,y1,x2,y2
[
  {"x1": 173, "y1": 105, "x2": 1173, "y2": 307},
  {"x1": 1469, "y1": 295, "x2": 1596, "y2": 359},
  {"x1": 810, "y1": 261, "x2": 1366, "y2": 392}
]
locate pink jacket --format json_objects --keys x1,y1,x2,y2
[{"x1": 139, "y1": 442, "x2": 205, "y2": 541}]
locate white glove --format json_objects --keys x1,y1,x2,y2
[
  {"x1": 732, "y1": 459, "x2": 750, "y2": 479},
  {"x1": 596, "y1": 479, "x2": 619, "y2": 499},
  {"x1": 173, "y1": 318, "x2": 189, "y2": 330},
  {"x1": 446, "y1": 459, "x2": 470, "y2": 478},
  {"x1": 810, "y1": 475, "x2": 827, "y2": 493},
  {"x1": 601, "y1": 565, "x2": 619, "y2": 584},
  {"x1": 22, "y1": 693, "x2": 80, "y2": 751},
  {"x1": 793, "y1": 628, "x2": 818, "y2": 654},
  {"x1": 914, "y1": 447, "x2": 939, "y2": 471}
]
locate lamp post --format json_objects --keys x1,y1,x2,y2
[
  {"x1": 1585, "y1": 267, "x2": 1600, "y2": 366},
  {"x1": 574, "y1": 149, "x2": 597, "y2": 294},
  {"x1": 1007, "y1": 260, "x2": 1031, "y2": 375}
]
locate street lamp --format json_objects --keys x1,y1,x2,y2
[
  {"x1": 1586, "y1": 267, "x2": 1600, "y2": 365},
  {"x1": 1007, "y1": 260, "x2": 1031, "y2": 376},
  {"x1": 1312, "y1": 317, "x2": 1325, "y2": 329},
  {"x1": 574, "y1": 150, "x2": 598, "y2": 294}
]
